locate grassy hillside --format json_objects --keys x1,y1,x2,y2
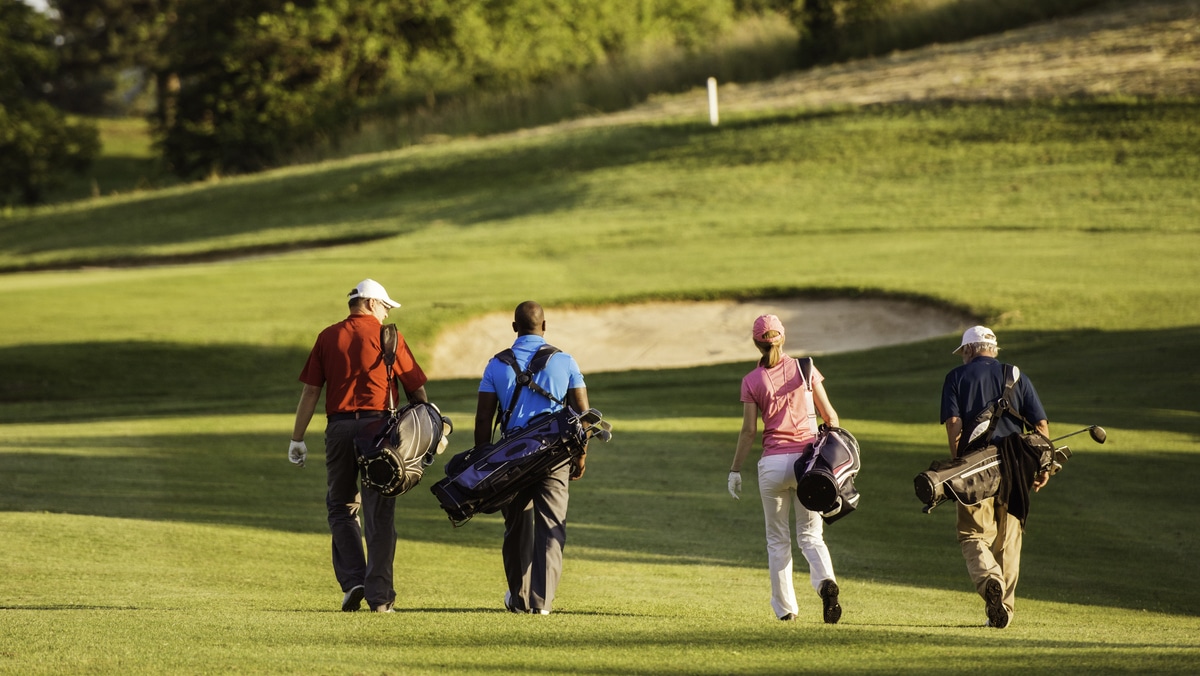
[{"x1": 1, "y1": 2, "x2": 1198, "y2": 674}]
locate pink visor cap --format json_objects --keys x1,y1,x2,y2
[{"x1": 753, "y1": 314, "x2": 785, "y2": 344}]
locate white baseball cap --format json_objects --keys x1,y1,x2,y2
[
  {"x1": 348, "y1": 279, "x2": 400, "y2": 308},
  {"x1": 953, "y1": 325, "x2": 998, "y2": 354}
]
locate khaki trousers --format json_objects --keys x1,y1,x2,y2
[{"x1": 956, "y1": 496, "x2": 1022, "y2": 614}]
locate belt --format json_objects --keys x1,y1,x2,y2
[{"x1": 327, "y1": 410, "x2": 387, "y2": 422}]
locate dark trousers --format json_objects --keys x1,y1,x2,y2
[
  {"x1": 501, "y1": 463, "x2": 570, "y2": 612},
  {"x1": 325, "y1": 419, "x2": 396, "y2": 610}
]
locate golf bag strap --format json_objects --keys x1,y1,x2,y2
[
  {"x1": 380, "y1": 323, "x2": 399, "y2": 414},
  {"x1": 797, "y1": 357, "x2": 817, "y2": 430},
  {"x1": 797, "y1": 357, "x2": 813, "y2": 392},
  {"x1": 956, "y1": 364, "x2": 1037, "y2": 456},
  {"x1": 494, "y1": 344, "x2": 562, "y2": 437},
  {"x1": 995, "y1": 364, "x2": 1026, "y2": 429}
]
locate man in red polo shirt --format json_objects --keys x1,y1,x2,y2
[{"x1": 288, "y1": 279, "x2": 429, "y2": 613}]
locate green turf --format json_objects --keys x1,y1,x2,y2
[{"x1": 1, "y1": 96, "x2": 1198, "y2": 673}]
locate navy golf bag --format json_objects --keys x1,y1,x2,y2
[
  {"x1": 355, "y1": 402, "x2": 453, "y2": 498},
  {"x1": 794, "y1": 426, "x2": 861, "y2": 524},
  {"x1": 430, "y1": 407, "x2": 611, "y2": 526}
]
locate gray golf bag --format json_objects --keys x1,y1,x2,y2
[
  {"x1": 913, "y1": 434, "x2": 1068, "y2": 513},
  {"x1": 430, "y1": 407, "x2": 611, "y2": 526},
  {"x1": 356, "y1": 402, "x2": 453, "y2": 498},
  {"x1": 794, "y1": 426, "x2": 862, "y2": 524}
]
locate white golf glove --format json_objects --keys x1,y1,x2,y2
[
  {"x1": 728, "y1": 471, "x2": 742, "y2": 500},
  {"x1": 288, "y1": 440, "x2": 307, "y2": 468}
]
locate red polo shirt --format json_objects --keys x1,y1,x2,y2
[{"x1": 299, "y1": 314, "x2": 428, "y2": 415}]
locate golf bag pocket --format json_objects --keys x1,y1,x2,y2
[
  {"x1": 356, "y1": 402, "x2": 453, "y2": 498},
  {"x1": 794, "y1": 426, "x2": 862, "y2": 525}
]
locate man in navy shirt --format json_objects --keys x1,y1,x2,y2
[
  {"x1": 474, "y1": 301, "x2": 589, "y2": 615},
  {"x1": 941, "y1": 326, "x2": 1050, "y2": 629}
]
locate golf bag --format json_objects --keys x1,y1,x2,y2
[
  {"x1": 351, "y1": 322, "x2": 452, "y2": 498},
  {"x1": 430, "y1": 407, "x2": 611, "y2": 526},
  {"x1": 356, "y1": 401, "x2": 453, "y2": 497},
  {"x1": 794, "y1": 426, "x2": 862, "y2": 524},
  {"x1": 913, "y1": 434, "x2": 1067, "y2": 513},
  {"x1": 913, "y1": 443, "x2": 1001, "y2": 512}
]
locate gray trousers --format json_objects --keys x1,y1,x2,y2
[
  {"x1": 325, "y1": 418, "x2": 396, "y2": 610},
  {"x1": 501, "y1": 463, "x2": 570, "y2": 613}
]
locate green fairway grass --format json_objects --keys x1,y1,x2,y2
[{"x1": 2, "y1": 55, "x2": 1199, "y2": 676}]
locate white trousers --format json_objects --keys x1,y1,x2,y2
[{"x1": 758, "y1": 452, "x2": 836, "y2": 618}]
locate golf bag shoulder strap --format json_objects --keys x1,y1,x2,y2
[
  {"x1": 494, "y1": 344, "x2": 562, "y2": 435},
  {"x1": 381, "y1": 324, "x2": 398, "y2": 367},
  {"x1": 497, "y1": 344, "x2": 560, "y2": 379},
  {"x1": 956, "y1": 363, "x2": 1024, "y2": 455},
  {"x1": 996, "y1": 363, "x2": 1021, "y2": 421},
  {"x1": 797, "y1": 357, "x2": 813, "y2": 392},
  {"x1": 380, "y1": 323, "x2": 400, "y2": 412},
  {"x1": 796, "y1": 356, "x2": 817, "y2": 430},
  {"x1": 996, "y1": 363, "x2": 1043, "y2": 433}
]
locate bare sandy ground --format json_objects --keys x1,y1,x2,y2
[
  {"x1": 430, "y1": 299, "x2": 973, "y2": 378},
  {"x1": 431, "y1": 1, "x2": 1194, "y2": 379}
]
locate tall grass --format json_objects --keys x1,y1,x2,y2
[
  {"x1": 35, "y1": 0, "x2": 1132, "y2": 199},
  {"x1": 834, "y1": 0, "x2": 1115, "y2": 61},
  {"x1": 293, "y1": 14, "x2": 802, "y2": 163},
  {"x1": 303, "y1": 0, "x2": 1123, "y2": 162}
]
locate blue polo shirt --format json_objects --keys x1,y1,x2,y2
[
  {"x1": 480, "y1": 334, "x2": 585, "y2": 432},
  {"x1": 941, "y1": 356, "x2": 1047, "y2": 442}
]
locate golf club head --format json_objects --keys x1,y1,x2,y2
[{"x1": 1089, "y1": 426, "x2": 1107, "y2": 444}]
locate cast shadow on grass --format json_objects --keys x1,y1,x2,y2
[
  {"x1": 591, "y1": 325, "x2": 1200, "y2": 436},
  {"x1": 2, "y1": 119, "x2": 767, "y2": 269},
  {"x1": 0, "y1": 604, "x2": 142, "y2": 611},
  {"x1": 0, "y1": 341, "x2": 487, "y2": 425},
  {"x1": 0, "y1": 422, "x2": 1196, "y2": 616},
  {"x1": 0, "y1": 326, "x2": 1196, "y2": 615}
]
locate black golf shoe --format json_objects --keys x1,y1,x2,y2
[
  {"x1": 819, "y1": 579, "x2": 842, "y2": 624},
  {"x1": 341, "y1": 585, "x2": 365, "y2": 612}
]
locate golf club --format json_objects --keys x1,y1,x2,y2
[{"x1": 1050, "y1": 425, "x2": 1106, "y2": 445}]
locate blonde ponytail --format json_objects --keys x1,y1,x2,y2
[{"x1": 755, "y1": 331, "x2": 783, "y2": 368}]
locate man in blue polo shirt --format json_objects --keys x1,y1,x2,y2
[
  {"x1": 941, "y1": 326, "x2": 1050, "y2": 629},
  {"x1": 474, "y1": 301, "x2": 589, "y2": 615}
]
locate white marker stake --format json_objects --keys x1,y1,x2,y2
[{"x1": 707, "y1": 77, "x2": 719, "y2": 127}]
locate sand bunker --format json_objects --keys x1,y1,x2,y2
[{"x1": 429, "y1": 298, "x2": 973, "y2": 379}]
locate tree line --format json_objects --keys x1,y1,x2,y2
[{"x1": 0, "y1": 1, "x2": 907, "y2": 206}]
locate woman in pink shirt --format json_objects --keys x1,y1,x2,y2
[{"x1": 728, "y1": 314, "x2": 843, "y2": 623}]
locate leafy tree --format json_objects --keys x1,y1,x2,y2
[
  {"x1": 0, "y1": 1, "x2": 99, "y2": 206},
  {"x1": 157, "y1": 0, "x2": 436, "y2": 177},
  {"x1": 156, "y1": 0, "x2": 736, "y2": 178},
  {"x1": 794, "y1": 0, "x2": 896, "y2": 61},
  {"x1": 47, "y1": 0, "x2": 178, "y2": 116}
]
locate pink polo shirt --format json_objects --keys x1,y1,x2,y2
[{"x1": 741, "y1": 355, "x2": 823, "y2": 456}]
